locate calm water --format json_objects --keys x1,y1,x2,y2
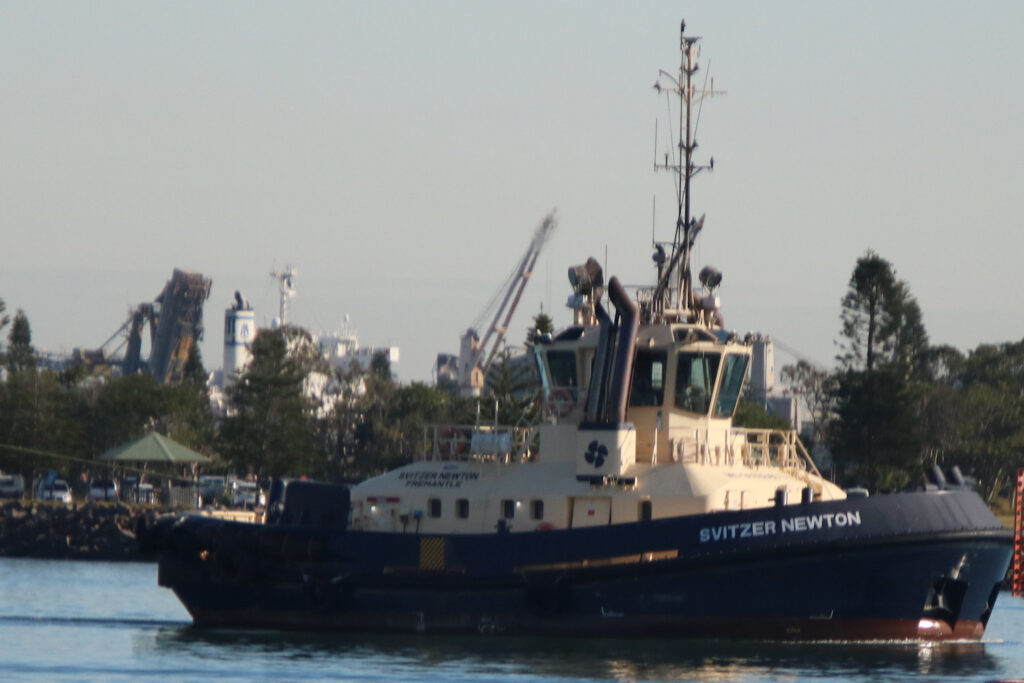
[{"x1": 1, "y1": 558, "x2": 1023, "y2": 682}]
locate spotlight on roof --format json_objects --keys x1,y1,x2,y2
[
  {"x1": 699, "y1": 265, "x2": 722, "y2": 290},
  {"x1": 568, "y1": 257, "x2": 604, "y2": 296}
]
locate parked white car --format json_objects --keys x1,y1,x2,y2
[
  {"x1": 37, "y1": 479, "x2": 73, "y2": 504},
  {"x1": 0, "y1": 473, "x2": 25, "y2": 498},
  {"x1": 230, "y1": 480, "x2": 265, "y2": 509},
  {"x1": 88, "y1": 478, "x2": 119, "y2": 502}
]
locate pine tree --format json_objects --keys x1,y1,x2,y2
[
  {"x1": 830, "y1": 252, "x2": 929, "y2": 490},
  {"x1": 0, "y1": 310, "x2": 83, "y2": 476},
  {"x1": 370, "y1": 350, "x2": 392, "y2": 382},
  {"x1": 527, "y1": 310, "x2": 555, "y2": 345},
  {"x1": 485, "y1": 347, "x2": 539, "y2": 426},
  {"x1": 0, "y1": 297, "x2": 10, "y2": 338},
  {"x1": 219, "y1": 329, "x2": 316, "y2": 479},
  {"x1": 6, "y1": 310, "x2": 36, "y2": 373}
]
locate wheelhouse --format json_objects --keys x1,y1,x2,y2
[{"x1": 535, "y1": 323, "x2": 753, "y2": 464}]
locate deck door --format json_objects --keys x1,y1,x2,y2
[{"x1": 570, "y1": 496, "x2": 612, "y2": 528}]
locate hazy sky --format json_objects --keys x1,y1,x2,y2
[{"x1": 2, "y1": 1, "x2": 1022, "y2": 382}]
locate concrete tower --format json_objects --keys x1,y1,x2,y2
[{"x1": 223, "y1": 291, "x2": 255, "y2": 387}]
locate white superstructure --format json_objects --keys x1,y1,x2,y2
[{"x1": 318, "y1": 331, "x2": 399, "y2": 375}]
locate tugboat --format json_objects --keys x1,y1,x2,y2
[{"x1": 154, "y1": 21, "x2": 1013, "y2": 640}]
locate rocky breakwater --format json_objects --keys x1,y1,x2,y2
[{"x1": 0, "y1": 500, "x2": 158, "y2": 560}]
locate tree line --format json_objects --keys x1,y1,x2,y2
[
  {"x1": 0, "y1": 299, "x2": 530, "y2": 490},
  {"x1": 2, "y1": 259, "x2": 1022, "y2": 506},
  {"x1": 780, "y1": 251, "x2": 1024, "y2": 503}
]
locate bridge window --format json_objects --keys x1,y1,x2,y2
[
  {"x1": 530, "y1": 499, "x2": 544, "y2": 520},
  {"x1": 502, "y1": 499, "x2": 515, "y2": 519},
  {"x1": 629, "y1": 350, "x2": 668, "y2": 407},
  {"x1": 547, "y1": 350, "x2": 577, "y2": 387},
  {"x1": 428, "y1": 498, "x2": 441, "y2": 518},
  {"x1": 715, "y1": 354, "x2": 749, "y2": 418},
  {"x1": 456, "y1": 498, "x2": 470, "y2": 519},
  {"x1": 675, "y1": 352, "x2": 721, "y2": 414},
  {"x1": 640, "y1": 500, "x2": 653, "y2": 521}
]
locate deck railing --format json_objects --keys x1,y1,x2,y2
[
  {"x1": 420, "y1": 424, "x2": 535, "y2": 463},
  {"x1": 732, "y1": 427, "x2": 825, "y2": 479},
  {"x1": 669, "y1": 427, "x2": 822, "y2": 475}
]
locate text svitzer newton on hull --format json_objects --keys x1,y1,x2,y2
[{"x1": 699, "y1": 511, "x2": 862, "y2": 543}]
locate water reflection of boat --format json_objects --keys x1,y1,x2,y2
[
  {"x1": 154, "y1": 629, "x2": 1003, "y2": 681},
  {"x1": 152, "y1": 20, "x2": 1013, "y2": 641}
]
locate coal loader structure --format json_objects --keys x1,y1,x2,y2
[
  {"x1": 152, "y1": 22, "x2": 1013, "y2": 641},
  {"x1": 76, "y1": 268, "x2": 212, "y2": 384}
]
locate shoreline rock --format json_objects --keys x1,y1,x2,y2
[{"x1": 0, "y1": 499, "x2": 159, "y2": 561}]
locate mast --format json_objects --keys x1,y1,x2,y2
[
  {"x1": 678, "y1": 22, "x2": 694, "y2": 313},
  {"x1": 270, "y1": 264, "x2": 297, "y2": 327},
  {"x1": 652, "y1": 20, "x2": 718, "y2": 321}
]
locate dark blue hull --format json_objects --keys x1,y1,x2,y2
[{"x1": 156, "y1": 490, "x2": 1013, "y2": 640}]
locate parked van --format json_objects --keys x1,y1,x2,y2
[{"x1": 199, "y1": 475, "x2": 227, "y2": 506}]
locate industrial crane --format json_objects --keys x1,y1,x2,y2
[{"x1": 456, "y1": 212, "x2": 556, "y2": 397}]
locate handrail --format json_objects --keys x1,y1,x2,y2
[
  {"x1": 420, "y1": 424, "x2": 534, "y2": 463},
  {"x1": 731, "y1": 427, "x2": 824, "y2": 478}
]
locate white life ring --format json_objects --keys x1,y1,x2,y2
[{"x1": 546, "y1": 388, "x2": 575, "y2": 418}]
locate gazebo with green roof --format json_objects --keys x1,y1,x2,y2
[
  {"x1": 99, "y1": 432, "x2": 212, "y2": 506},
  {"x1": 99, "y1": 432, "x2": 212, "y2": 466}
]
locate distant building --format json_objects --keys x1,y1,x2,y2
[
  {"x1": 208, "y1": 290, "x2": 398, "y2": 418},
  {"x1": 317, "y1": 332, "x2": 399, "y2": 376},
  {"x1": 748, "y1": 335, "x2": 800, "y2": 429}
]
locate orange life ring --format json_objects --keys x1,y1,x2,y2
[
  {"x1": 438, "y1": 428, "x2": 468, "y2": 456},
  {"x1": 546, "y1": 388, "x2": 575, "y2": 418}
]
